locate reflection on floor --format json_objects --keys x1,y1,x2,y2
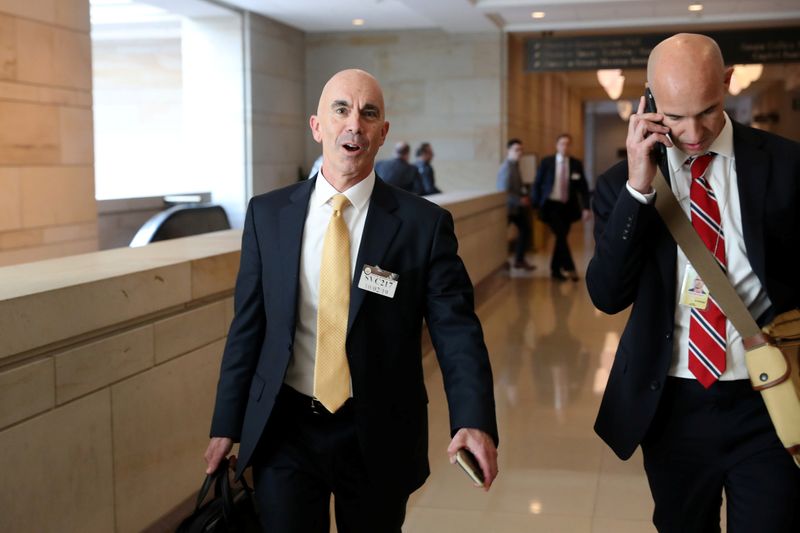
[{"x1": 403, "y1": 225, "x2": 657, "y2": 533}]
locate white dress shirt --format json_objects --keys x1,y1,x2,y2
[
  {"x1": 549, "y1": 153, "x2": 569, "y2": 202},
  {"x1": 626, "y1": 113, "x2": 772, "y2": 381},
  {"x1": 283, "y1": 169, "x2": 374, "y2": 396}
]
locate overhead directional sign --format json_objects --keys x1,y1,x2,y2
[{"x1": 526, "y1": 27, "x2": 800, "y2": 72}]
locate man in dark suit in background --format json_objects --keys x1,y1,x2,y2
[
  {"x1": 204, "y1": 69, "x2": 498, "y2": 533},
  {"x1": 587, "y1": 33, "x2": 799, "y2": 532},
  {"x1": 414, "y1": 142, "x2": 442, "y2": 196},
  {"x1": 531, "y1": 133, "x2": 590, "y2": 281},
  {"x1": 375, "y1": 141, "x2": 421, "y2": 193}
]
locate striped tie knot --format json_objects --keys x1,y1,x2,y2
[{"x1": 688, "y1": 153, "x2": 715, "y2": 181}]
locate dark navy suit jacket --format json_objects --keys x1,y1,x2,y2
[
  {"x1": 531, "y1": 155, "x2": 590, "y2": 223},
  {"x1": 375, "y1": 157, "x2": 420, "y2": 194},
  {"x1": 586, "y1": 121, "x2": 800, "y2": 460},
  {"x1": 210, "y1": 176, "x2": 498, "y2": 494}
]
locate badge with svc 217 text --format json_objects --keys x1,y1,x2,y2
[{"x1": 358, "y1": 265, "x2": 399, "y2": 298}]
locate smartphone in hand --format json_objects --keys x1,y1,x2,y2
[
  {"x1": 644, "y1": 87, "x2": 668, "y2": 165},
  {"x1": 455, "y1": 449, "x2": 485, "y2": 487}
]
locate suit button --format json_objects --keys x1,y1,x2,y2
[
  {"x1": 649, "y1": 380, "x2": 660, "y2": 391},
  {"x1": 665, "y1": 333, "x2": 671, "y2": 340}
]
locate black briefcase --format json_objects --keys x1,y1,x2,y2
[{"x1": 176, "y1": 458, "x2": 260, "y2": 533}]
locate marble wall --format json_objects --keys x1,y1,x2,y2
[
  {"x1": 0, "y1": 0, "x2": 98, "y2": 266},
  {"x1": 0, "y1": 231, "x2": 240, "y2": 533},
  {"x1": 247, "y1": 12, "x2": 307, "y2": 196},
  {"x1": 305, "y1": 30, "x2": 504, "y2": 192}
]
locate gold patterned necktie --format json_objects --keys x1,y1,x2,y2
[{"x1": 313, "y1": 193, "x2": 352, "y2": 412}]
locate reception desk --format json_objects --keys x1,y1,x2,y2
[{"x1": 0, "y1": 190, "x2": 506, "y2": 532}]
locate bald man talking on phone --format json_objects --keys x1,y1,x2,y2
[{"x1": 587, "y1": 34, "x2": 800, "y2": 532}]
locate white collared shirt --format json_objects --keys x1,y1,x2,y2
[
  {"x1": 627, "y1": 113, "x2": 772, "y2": 381},
  {"x1": 549, "y1": 153, "x2": 569, "y2": 202},
  {"x1": 283, "y1": 169, "x2": 374, "y2": 396}
]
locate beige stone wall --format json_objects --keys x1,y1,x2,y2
[
  {"x1": 247, "y1": 12, "x2": 307, "y2": 196},
  {"x1": 305, "y1": 30, "x2": 504, "y2": 192},
  {"x1": 0, "y1": 0, "x2": 98, "y2": 266},
  {"x1": 0, "y1": 231, "x2": 240, "y2": 533}
]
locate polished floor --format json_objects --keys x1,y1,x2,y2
[{"x1": 401, "y1": 224, "x2": 659, "y2": 532}]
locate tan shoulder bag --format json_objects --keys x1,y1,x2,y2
[{"x1": 652, "y1": 169, "x2": 800, "y2": 468}]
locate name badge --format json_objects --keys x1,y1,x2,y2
[
  {"x1": 679, "y1": 264, "x2": 709, "y2": 310},
  {"x1": 357, "y1": 265, "x2": 399, "y2": 298}
]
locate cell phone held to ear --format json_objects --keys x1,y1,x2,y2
[
  {"x1": 644, "y1": 87, "x2": 668, "y2": 165},
  {"x1": 454, "y1": 448, "x2": 485, "y2": 487}
]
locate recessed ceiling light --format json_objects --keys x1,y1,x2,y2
[
  {"x1": 352, "y1": 18, "x2": 365, "y2": 26},
  {"x1": 688, "y1": 4, "x2": 703, "y2": 12},
  {"x1": 531, "y1": 11, "x2": 545, "y2": 19}
]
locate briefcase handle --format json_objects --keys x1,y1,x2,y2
[{"x1": 193, "y1": 457, "x2": 236, "y2": 520}]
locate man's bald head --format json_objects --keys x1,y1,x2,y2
[
  {"x1": 316, "y1": 69, "x2": 385, "y2": 117},
  {"x1": 647, "y1": 33, "x2": 728, "y2": 97},
  {"x1": 644, "y1": 33, "x2": 731, "y2": 156},
  {"x1": 310, "y1": 69, "x2": 390, "y2": 189}
]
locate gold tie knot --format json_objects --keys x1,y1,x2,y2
[{"x1": 331, "y1": 194, "x2": 350, "y2": 215}]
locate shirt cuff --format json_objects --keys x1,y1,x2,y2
[{"x1": 626, "y1": 181, "x2": 656, "y2": 204}]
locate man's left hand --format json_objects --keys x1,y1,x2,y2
[
  {"x1": 582, "y1": 208, "x2": 592, "y2": 222},
  {"x1": 447, "y1": 428, "x2": 498, "y2": 491}
]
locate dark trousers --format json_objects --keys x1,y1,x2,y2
[
  {"x1": 508, "y1": 210, "x2": 531, "y2": 263},
  {"x1": 641, "y1": 377, "x2": 800, "y2": 533},
  {"x1": 542, "y1": 200, "x2": 575, "y2": 274},
  {"x1": 250, "y1": 386, "x2": 408, "y2": 533}
]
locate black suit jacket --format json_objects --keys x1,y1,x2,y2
[
  {"x1": 375, "y1": 157, "x2": 421, "y2": 194},
  {"x1": 586, "y1": 121, "x2": 800, "y2": 460},
  {"x1": 531, "y1": 156, "x2": 590, "y2": 222},
  {"x1": 210, "y1": 177, "x2": 498, "y2": 494}
]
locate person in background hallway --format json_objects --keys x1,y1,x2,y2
[
  {"x1": 531, "y1": 133, "x2": 590, "y2": 281},
  {"x1": 497, "y1": 138, "x2": 535, "y2": 271},
  {"x1": 414, "y1": 142, "x2": 442, "y2": 196},
  {"x1": 205, "y1": 69, "x2": 499, "y2": 533},
  {"x1": 375, "y1": 141, "x2": 421, "y2": 193},
  {"x1": 586, "y1": 33, "x2": 800, "y2": 532}
]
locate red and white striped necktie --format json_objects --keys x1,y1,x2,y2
[{"x1": 687, "y1": 153, "x2": 727, "y2": 388}]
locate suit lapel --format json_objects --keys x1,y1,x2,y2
[
  {"x1": 732, "y1": 122, "x2": 769, "y2": 287},
  {"x1": 347, "y1": 178, "x2": 401, "y2": 336},
  {"x1": 279, "y1": 179, "x2": 314, "y2": 333}
]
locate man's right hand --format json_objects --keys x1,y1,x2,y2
[
  {"x1": 205, "y1": 437, "x2": 233, "y2": 474},
  {"x1": 626, "y1": 95, "x2": 673, "y2": 194}
]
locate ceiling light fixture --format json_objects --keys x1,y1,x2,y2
[
  {"x1": 352, "y1": 18, "x2": 365, "y2": 26},
  {"x1": 531, "y1": 12, "x2": 545, "y2": 19},
  {"x1": 597, "y1": 69, "x2": 625, "y2": 100},
  {"x1": 688, "y1": 4, "x2": 703, "y2": 12},
  {"x1": 729, "y1": 64, "x2": 764, "y2": 95}
]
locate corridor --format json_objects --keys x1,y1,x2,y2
[{"x1": 404, "y1": 229, "x2": 657, "y2": 532}]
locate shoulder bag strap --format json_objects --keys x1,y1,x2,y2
[{"x1": 651, "y1": 168, "x2": 768, "y2": 348}]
